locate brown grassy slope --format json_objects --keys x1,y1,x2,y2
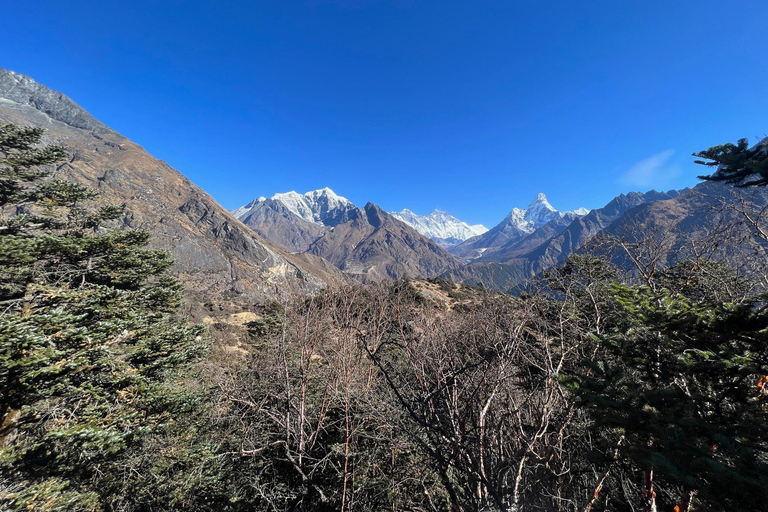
[{"x1": 0, "y1": 69, "x2": 350, "y2": 304}]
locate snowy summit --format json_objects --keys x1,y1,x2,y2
[
  {"x1": 233, "y1": 187, "x2": 356, "y2": 225},
  {"x1": 391, "y1": 209, "x2": 488, "y2": 247},
  {"x1": 502, "y1": 193, "x2": 588, "y2": 235}
]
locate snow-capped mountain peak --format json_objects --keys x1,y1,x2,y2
[
  {"x1": 301, "y1": 188, "x2": 354, "y2": 223},
  {"x1": 572, "y1": 207, "x2": 590, "y2": 216},
  {"x1": 235, "y1": 188, "x2": 356, "y2": 225},
  {"x1": 500, "y1": 193, "x2": 589, "y2": 235},
  {"x1": 525, "y1": 193, "x2": 555, "y2": 212},
  {"x1": 504, "y1": 207, "x2": 527, "y2": 223},
  {"x1": 233, "y1": 189, "x2": 587, "y2": 249},
  {"x1": 523, "y1": 193, "x2": 560, "y2": 226},
  {"x1": 231, "y1": 196, "x2": 267, "y2": 218},
  {"x1": 390, "y1": 208, "x2": 488, "y2": 247},
  {"x1": 272, "y1": 191, "x2": 318, "y2": 222}
]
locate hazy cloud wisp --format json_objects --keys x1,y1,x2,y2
[{"x1": 619, "y1": 149, "x2": 682, "y2": 189}]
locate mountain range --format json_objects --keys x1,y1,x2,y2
[
  {"x1": 2, "y1": 68, "x2": 766, "y2": 303},
  {"x1": 442, "y1": 189, "x2": 684, "y2": 291},
  {"x1": 447, "y1": 193, "x2": 589, "y2": 260},
  {"x1": 232, "y1": 188, "x2": 460, "y2": 281}
]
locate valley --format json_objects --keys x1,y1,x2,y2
[{"x1": 1, "y1": 67, "x2": 767, "y2": 512}]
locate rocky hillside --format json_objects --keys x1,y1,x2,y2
[
  {"x1": 308, "y1": 202, "x2": 461, "y2": 281},
  {"x1": 234, "y1": 188, "x2": 358, "y2": 253},
  {"x1": 444, "y1": 184, "x2": 768, "y2": 293},
  {"x1": 0, "y1": 69, "x2": 348, "y2": 303},
  {"x1": 594, "y1": 182, "x2": 768, "y2": 282}
]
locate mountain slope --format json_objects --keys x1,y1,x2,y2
[
  {"x1": 593, "y1": 183, "x2": 768, "y2": 281},
  {"x1": 235, "y1": 188, "x2": 358, "y2": 226},
  {"x1": 0, "y1": 69, "x2": 347, "y2": 302},
  {"x1": 517, "y1": 189, "x2": 682, "y2": 271},
  {"x1": 308, "y1": 203, "x2": 460, "y2": 280},
  {"x1": 234, "y1": 197, "x2": 328, "y2": 253},
  {"x1": 233, "y1": 188, "x2": 359, "y2": 253}
]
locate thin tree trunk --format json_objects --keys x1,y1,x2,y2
[
  {"x1": 583, "y1": 436, "x2": 623, "y2": 512},
  {"x1": 643, "y1": 469, "x2": 657, "y2": 512},
  {"x1": 675, "y1": 490, "x2": 697, "y2": 512},
  {"x1": 341, "y1": 371, "x2": 352, "y2": 512}
]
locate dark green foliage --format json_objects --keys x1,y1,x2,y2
[
  {"x1": 695, "y1": 137, "x2": 768, "y2": 187},
  {"x1": 567, "y1": 282, "x2": 768, "y2": 510},
  {"x1": 0, "y1": 125, "x2": 206, "y2": 511},
  {"x1": 244, "y1": 301, "x2": 285, "y2": 338},
  {"x1": 0, "y1": 124, "x2": 68, "y2": 209}
]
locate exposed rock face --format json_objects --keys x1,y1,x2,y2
[
  {"x1": 0, "y1": 70, "x2": 110, "y2": 133},
  {"x1": 234, "y1": 189, "x2": 363, "y2": 253},
  {"x1": 512, "y1": 189, "x2": 682, "y2": 271},
  {"x1": 307, "y1": 203, "x2": 460, "y2": 281},
  {"x1": 235, "y1": 188, "x2": 358, "y2": 227},
  {"x1": 235, "y1": 197, "x2": 329, "y2": 253},
  {"x1": 596, "y1": 183, "x2": 768, "y2": 279},
  {"x1": 481, "y1": 212, "x2": 583, "y2": 262},
  {"x1": 0, "y1": 69, "x2": 348, "y2": 303}
]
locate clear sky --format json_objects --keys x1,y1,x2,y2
[{"x1": 2, "y1": 1, "x2": 766, "y2": 227}]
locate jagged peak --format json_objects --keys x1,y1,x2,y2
[
  {"x1": 272, "y1": 187, "x2": 353, "y2": 205},
  {"x1": 526, "y1": 192, "x2": 556, "y2": 212},
  {"x1": 305, "y1": 186, "x2": 337, "y2": 197},
  {"x1": 273, "y1": 190, "x2": 300, "y2": 197},
  {"x1": 233, "y1": 187, "x2": 357, "y2": 225},
  {"x1": 504, "y1": 207, "x2": 526, "y2": 221},
  {"x1": 363, "y1": 202, "x2": 385, "y2": 227}
]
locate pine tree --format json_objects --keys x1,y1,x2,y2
[
  {"x1": 566, "y1": 270, "x2": 768, "y2": 511},
  {"x1": 694, "y1": 136, "x2": 768, "y2": 187},
  {"x1": 0, "y1": 124, "x2": 205, "y2": 511}
]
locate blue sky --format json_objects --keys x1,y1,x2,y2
[{"x1": 2, "y1": 1, "x2": 766, "y2": 227}]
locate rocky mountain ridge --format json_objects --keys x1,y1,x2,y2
[
  {"x1": 442, "y1": 188, "x2": 686, "y2": 291},
  {"x1": 0, "y1": 68, "x2": 349, "y2": 304},
  {"x1": 234, "y1": 188, "x2": 358, "y2": 227}
]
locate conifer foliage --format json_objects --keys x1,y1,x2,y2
[
  {"x1": 567, "y1": 284, "x2": 768, "y2": 511},
  {"x1": 0, "y1": 124, "x2": 205, "y2": 511},
  {"x1": 695, "y1": 136, "x2": 768, "y2": 187}
]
